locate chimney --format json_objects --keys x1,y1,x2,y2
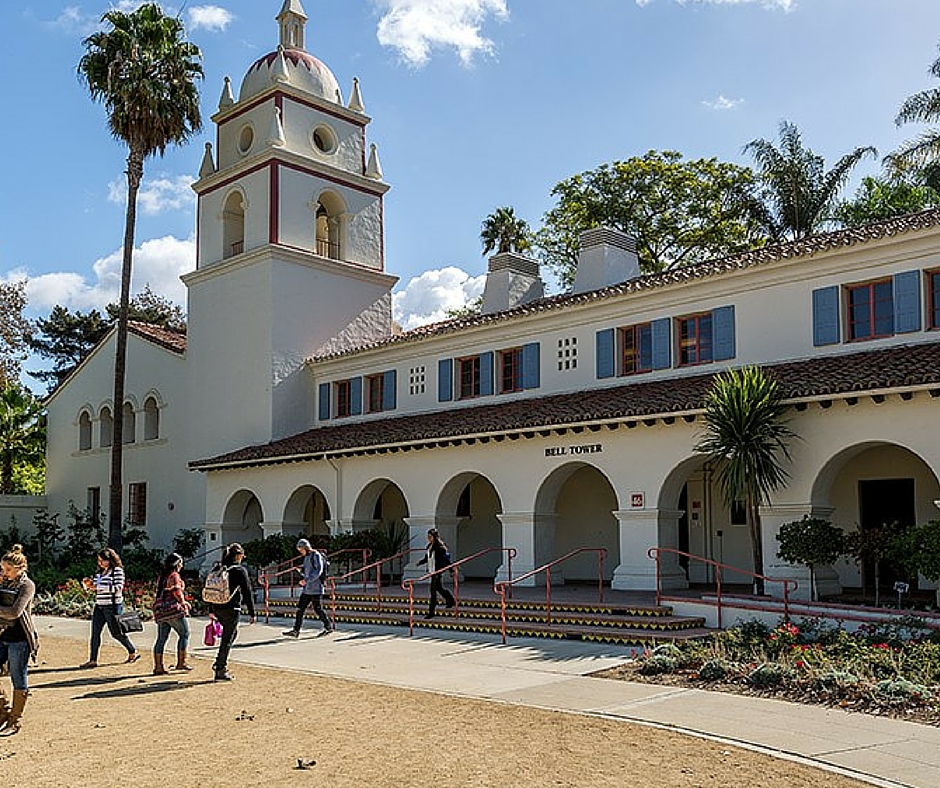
[
  {"x1": 480, "y1": 252, "x2": 545, "y2": 315},
  {"x1": 572, "y1": 227, "x2": 641, "y2": 294}
]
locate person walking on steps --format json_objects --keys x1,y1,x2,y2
[
  {"x1": 151, "y1": 553, "x2": 192, "y2": 675},
  {"x1": 282, "y1": 539, "x2": 334, "y2": 638},
  {"x1": 210, "y1": 543, "x2": 254, "y2": 682},
  {"x1": 80, "y1": 548, "x2": 140, "y2": 668},
  {"x1": 417, "y1": 528, "x2": 454, "y2": 619},
  {"x1": 0, "y1": 545, "x2": 38, "y2": 736}
]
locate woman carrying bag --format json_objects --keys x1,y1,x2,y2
[
  {"x1": 151, "y1": 553, "x2": 192, "y2": 675},
  {"x1": 80, "y1": 548, "x2": 140, "y2": 668},
  {"x1": 0, "y1": 545, "x2": 38, "y2": 736}
]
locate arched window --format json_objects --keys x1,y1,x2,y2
[
  {"x1": 314, "y1": 191, "x2": 344, "y2": 261},
  {"x1": 100, "y1": 406, "x2": 113, "y2": 448},
  {"x1": 143, "y1": 397, "x2": 160, "y2": 441},
  {"x1": 78, "y1": 411, "x2": 92, "y2": 451},
  {"x1": 222, "y1": 190, "x2": 246, "y2": 259},
  {"x1": 123, "y1": 402, "x2": 136, "y2": 444}
]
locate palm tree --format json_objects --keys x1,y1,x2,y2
[
  {"x1": 695, "y1": 366, "x2": 796, "y2": 595},
  {"x1": 79, "y1": 4, "x2": 203, "y2": 550},
  {"x1": 743, "y1": 121, "x2": 876, "y2": 242},
  {"x1": 481, "y1": 206, "x2": 532, "y2": 256},
  {"x1": 890, "y1": 45, "x2": 940, "y2": 175},
  {"x1": 0, "y1": 384, "x2": 45, "y2": 496}
]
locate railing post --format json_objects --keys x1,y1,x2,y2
[
  {"x1": 452, "y1": 566, "x2": 459, "y2": 617},
  {"x1": 497, "y1": 584, "x2": 507, "y2": 645},
  {"x1": 262, "y1": 572, "x2": 270, "y2": 624},
  {"x1": 329, "y1": 578, "x2": 337, "y2": 625},
  {"x1": 405, "y1": 581, "x2": 414, "y2": 636},
  {"x1": 507, "y1": 548, "x2": 514, "y2": 600},
  {"x1": 716, "y1": 564, "x2": 723, "y2": 630},
  {"x1": 546, "y1": 573, "x2": 552, "y2": 626},
  {"x1": 376, "y1": 560, "x2": 383, "y2": 612},
  {"x1": 783, "y1": 580, "x2": 792, "y2": 623},
  {"x1": 598, "y1": 549, "x2": 605, "y2": 604}
]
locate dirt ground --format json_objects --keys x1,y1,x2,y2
[{"x1": 0, "y1": 636, "x2": 867, "y2": 788}]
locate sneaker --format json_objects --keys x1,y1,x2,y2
[
  {"x1": 423, "y1": 613, "x2": 435, "y2": 620},
  {"x1": 316, "y1": 628, "x2": 332, "y2": 637},
  {"x1": 282, "y1": 629, "x2": 300, "y2": 638},
  {"x1": 214, "y1": 671, "x2": 234, "y2": 682},
  {"x1": 445, "y1": 601, "x2": 455, "y2": 609}
]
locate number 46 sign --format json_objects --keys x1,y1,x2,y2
[{"x1": 630, "y1": 492, "x2": 645, "y2": 508}]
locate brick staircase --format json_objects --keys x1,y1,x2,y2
[{"x1": 261, "y1": 585, "x2": 711, "y2": 647}]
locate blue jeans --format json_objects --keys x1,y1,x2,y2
[
  {"x1": 153, "y1": 616, "x2": 190, "y2": 655},
  {"x1": 0, "y1": 641, "x2": 29, "y2": 691},
  {"x1": 89, "y1": 603, "x2": 137, "y2": 661}
]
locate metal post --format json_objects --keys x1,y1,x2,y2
[
  {"x1": 598, "y1": 550, "x2": 605, "y2": 604},
  {"x1": 546, "y1": 574, "x2": 552, "y2": 626},
  {"x1": 716, "y1": 564, "x2": 723, "y2": 630}
]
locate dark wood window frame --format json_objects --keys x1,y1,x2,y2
[
  {"x1": 458, "y1": 355, "x2": 482, "y2": 400},
  {"x1": 499, "y1": 347, "x2": 523, "y2": 394},
  {"x1": 366, "y1": 374, "x2": 384, "y2": 413},
  {"x1": 619, "y1": 323, "x2": 653, "y2": 376},
  {"x1": 127, "y1": 482, "x2": 147, "y2": 526},
  {"x1": 928, "y1": 269, "x2": 940, "y2": 330},
  {"x1": 847, "y1": 278, "x2": 894, "y2": 341},
  {"x1": 334, "y1": 379, "x2": 352, "y2": 418},
  {"x1": 677, "y1": 313, "x2": 713, "y2": 367}
]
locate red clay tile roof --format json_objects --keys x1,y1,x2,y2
[
  {"x1": 128, "y1": 321, "x2": 187, "y2": 354},
  {"x1": 191, "y1": 340, "x2": 940, "y2": 471},
  {"x1": 311, "y1": 208, "x2": 940, "y2": 362}
]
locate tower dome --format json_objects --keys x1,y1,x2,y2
[{"x1": 238, "y1": 0, "x2": 341, "y2": 104}]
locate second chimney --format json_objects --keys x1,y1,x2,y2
[
  {"x1": 572, "y1": 227, "x2": 641, "y2": 294},
  {"x1": 481, "y1": 252, "x2": 545, "y2": 315}
]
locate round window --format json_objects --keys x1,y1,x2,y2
[
  {"x1": 237, "y1": 124, "x2": 254, "y2": 155},
  {"x1": 312, "y1": 124, "x2": 337, "y2": 154}
]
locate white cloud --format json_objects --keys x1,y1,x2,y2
[
  {"x1": 23, "y1": 235, "x2": 194, "y2": 315},
  {"x1": 108, "y1": 174, "x2": 195, "y2": 216},
  {"x1": 374, "y1": 0, "x2": 509, "y2": 68},
  {"x1": 47, "y1": 6, "x2": 99, "y2": 36},
  {"x1": 392, "y1": 266, "x2": 486, "y2": 329},
  {"x1": 702, "y1": 94, "x2": 744, "y2": 110},
  {"x1": 638, "y1": 0, "x2": 794, "y2": 9},
  {"x1": 187, "y1": 5, "x2": 234, "y2": 32}
]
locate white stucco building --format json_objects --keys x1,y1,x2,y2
[{"x1": 46, "y1": 1, "x2": 940, "y2": 600}]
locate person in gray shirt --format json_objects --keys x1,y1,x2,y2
[{"x1": 283, "y1": 539, "x2": 334, "y2": 637}]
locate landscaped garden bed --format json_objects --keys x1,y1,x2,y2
[{"x1": 595, "y1": 617, "x2": 940, "y2": 725}]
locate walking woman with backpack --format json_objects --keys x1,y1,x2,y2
[
  {"x1": 0, "y1": 545, "x2": 38, "y2": 736},
  {"x1": 417, "y1": 528, "x2": 455, "y2": 619},
  {"x1": 80, "y1": 548, "x2": 140, "y2": 668},
  {"x1": 204, "y1": 543, "x2": 254, "y2": 682},
  {"x1": 151, "y1": 552, "x2": 192, "y2": 675}
]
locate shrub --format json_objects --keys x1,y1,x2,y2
[
  {"x1": 639, "y1": 654, "x2": 678, "y2": 675},
  {"x1": 699, "y1": 658, "x2": 735, "y2": 682},
  {"x1": 748, "y1": 662, "x2": 795, "y2": 688},
  {"x1": 812, "y1": 669, "x2": 860, "y2": 693},
  {"x1": 875, "y1": 678, "x2": 933, "y2": 706}
]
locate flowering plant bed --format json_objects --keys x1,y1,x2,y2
[
  {"x1": 595, "y1": 617, "x2": 940, "y2": 725},
  {"x1": 33, "y1": 578, "x2": 205, "y2": 620}
]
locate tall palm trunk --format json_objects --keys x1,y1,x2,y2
[
  {"x1": 108, "y1": 147, "x2": 144, "y2": 551},
  {"x1": 747, "y1": 495, "x2": 765, "y2": 595}
]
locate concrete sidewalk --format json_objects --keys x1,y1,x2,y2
[{"x1": 36, "y1": 615, "x2": 938, "y2": 788}]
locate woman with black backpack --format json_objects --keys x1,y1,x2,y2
[
  {"x1": 207, "y1": 543, "x2": 254, "y2": 682},
  {"x1": 417, "y1": 528, "x2": 455, "y2": 619}
]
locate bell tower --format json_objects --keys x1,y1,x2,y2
[{"x1": 184, "y1": 0, "x2": 397, "y2": 459}]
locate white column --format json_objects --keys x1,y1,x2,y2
[
  {"x1": 760, "y1": 503, "x2": 839, "y2": 601},
  {"x1": 259, "y1": 521, "x2": 283, "y2": 540},
  {"x1": 495, "y1": 512, "x2": 560, "y2": 586},
  {"x1": 202, "y1": 522, "x2": 224, "y2": 572},
  {"x1": 611, "y1": 508, "x2": 688, "y2": 592},
  {"x1": 401, "y1": 515, "x2": 465, "y2": 582}
]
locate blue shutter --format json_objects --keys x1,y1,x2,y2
[
  {"x1": 438, "y1": 358, "x2": 453, "y2": 402},
  {"x1": 712, "y1": 305, "x2": 736, "y2": 361},
  {"x1": 812, "y1": 286, "x2": 840, "y2": 346},
  {"x1": 349, "y1": 376, "x2": 362, "y2": 416},
  {"x1": 596, "y1": 329, "x2": 615, "y2": 379},
  {"x1": 651, "y1": 318, "x2": 671, "y2": 370},
  {"x1": 480, "y1": 352, "x2": 494, "y2": 396},
  {"x1": 382, "y1": 370, "x2": 397, "y2": 410},
  {"x1": 893, "y1": 270, "x2": 922, "y2": 334},
  {"x1": 318, "y1": 383, "x2": 330, "y2": 421},
  {"x1": 522, "y1": 342, "x2": 540, "y2": 389}
]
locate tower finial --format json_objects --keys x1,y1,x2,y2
[{"x1": 277, "y1": 0, "x2": 308, "y2": 51}]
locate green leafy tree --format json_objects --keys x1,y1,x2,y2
[
  {"x1": 0, "y1": 383, "x2": 45, "y2": 495},
  {"x1": 535, "y1": 151, "x2": 763, "y2": 287},
  {"x1": 743, "y1": 121, "x2": 876, "y2": 242},
  {"x1": 696, "y1": 367, "x2": 796, "y2": 594},
  {"x1": 776, "y1": 516, "x2": 845, "y2": 601},
  {"x1": 481, "y1": 206, "x2": 532, "y2": 256},
  {"x1": 894, "y1": 520, "x2": 940, "y2": 598},
  {"x1": 844, "y1": 525, "x2": 901, "y2": 607},
  {"x1": 28, "y1": 306, "x2": 111, "y2": 389},
  {"x1": 833, "y1": 172, "x2": 940, "y2": 227},
  {"x1": 105, "y1": 284, "x2": 186, "y2": 330},
  {"x1": 890, "y1": 43, "x2": 940, "y2": 173},
  {"x1": 0, "y1": 280, "x2": 30, "y2": 386},
  {"x1": 444, "y1": 295, "x2": 484, "y2": 320},
  {"x1": 79, "y1": 3, "x2": 202, "y2": 550}
]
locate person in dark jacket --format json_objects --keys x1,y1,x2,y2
[
  {"x1": 417, "y1": 528, "x2": 454, "y2": 619},
  {"x1": 282, "y1": 539, "x2": 334, "y2": 638},
  {"x1": 211, "y1": 543, "x2": 255, "y2": 682}
]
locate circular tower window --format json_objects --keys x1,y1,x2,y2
[
  {"x1": 312, "y1": 124, "x2": 337, "y2": 154},
  {"x1": 237, "y1": 124, "x2": 254, "y2": 155}
]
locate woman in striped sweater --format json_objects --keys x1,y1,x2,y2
[{"x1": 79, "y1": 548, "x2": 140, "y2": 668}]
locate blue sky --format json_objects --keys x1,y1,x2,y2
[{"x1": 3, "y1": 0, "x2": 940, "y2": 387}]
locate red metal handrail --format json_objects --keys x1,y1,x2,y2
[
  {"x1": 402, "y1": 547, "x2": 517, "y2": 635},
  {"x1": 324, "y1": 548, "x2": 426, "y2": 622},
  {"x1": 647, "y1": 547, "x2": 798, "y2": 629},
  {"x1": 492, "y1": 547, "x2": 607, "y2": 645}
]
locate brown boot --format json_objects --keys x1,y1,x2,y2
[
  {"x1": 174, "y1": 650, "x2": 192, "y2": 671},
  {"x1": 0, "y1": 691, "x2": 26, "y2": 736},
  {"x1": 152, "y1": 653, "x2": 168, "y2": 676},
  {"x1": 0, "y1": 689, "x2": 9, "y2": 730}
]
